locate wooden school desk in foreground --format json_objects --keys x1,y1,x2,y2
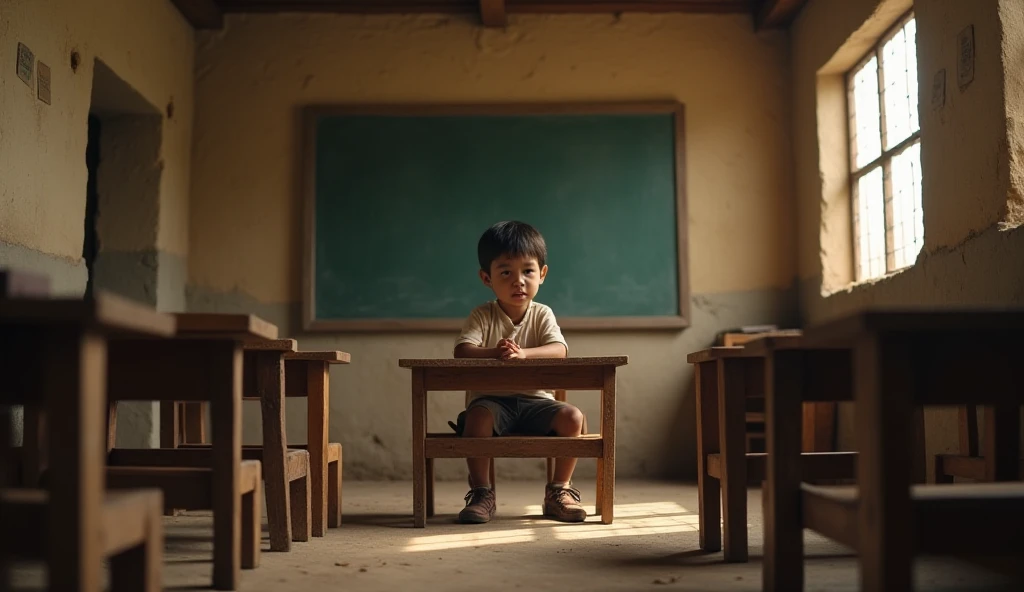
[
  {"x1": 762, "y1": 310, "x2": 1024, "y2": 592},
  {"x1": 1, "y1": 293, "x2": 172, "y2": 592},
  {"x1": 398, "y1": 357, "x2": 627, "y2": 528}
]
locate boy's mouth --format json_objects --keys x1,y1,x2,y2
[{"x1": 511, "y1": 292, "x2": 527, "y2": 298}]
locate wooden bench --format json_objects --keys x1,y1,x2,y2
[
  {"x1": 762, "y1": 310, "x2": 1024, "y2": 591},
  {"x1": 170, "y1": 345, "x2": 350, "y2": 538},
  {"x1": 0, "y1": 292, "x2": 173, "y2": 592},
  {"x1": 687, "y1": 337, "x2": 860, "y2": 562},
  {"x1": 398, "y1": 356, "x2": 627, "y2": 528},
  {"x1": 935, "y1": 404, "x2": 1024, "y2": 483},
  {"x1": 102, "y1": 312, "x2": 276, "y2": 590}
]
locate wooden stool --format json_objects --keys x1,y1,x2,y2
[
  {"x1": 0, "y1": 293, "x2": 172, "y2": 592},
  {"x1": 688, "y1": 337, "x2": 858, "y2": 562},
  {"x1": 935, "y1": 404, "x2": 1024, "y2": 482},
  {"x1": 170, "y1": 345, "x2": 350, "y2": 538},
  {"x1": 399, "y1": 357, "x2": 627, "y2": 528},
  {"x1": 104, "y1": 312, "x2": 273, "y2": 590},
  {"x1": 763, "y1": 310, "x2": 1024, "y2": 592}
]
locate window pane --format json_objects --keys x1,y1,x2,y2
[
  {"x1": 881, "y1": 18, "x2": 919, "y2": 148},
  {"x1": 856, "y1": 166, "x2": 886, "y2": 280},
  {"x1": 889, "y1": 141, "x2": 924, "y2": 269},
  {"x1": 851, "y1": 57, "x2": 881, "y2": 169}
]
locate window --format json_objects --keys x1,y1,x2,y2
[{"x1": 848, "y1": 13, "x2": 922, "y2": 282}]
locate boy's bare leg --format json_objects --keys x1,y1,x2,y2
[
  {"x1": 463, "y1": 407, "x2": 494, "y2": 487},
  {"x1": 460, "y1": 407, "x2": 498, "y2": 523},
  {"x1": 550, "y1": 406, "x2": 584, "y2": 483}
]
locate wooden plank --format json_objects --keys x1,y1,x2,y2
[
  {"x1": 285, "y1": 350, "x2": 351, "y2": 363},
  {"x1": 106, "y1": 462, "x2": 261, "y2": 508},
  {"x1": 755, "y1": 0, "x2": 809, "y2": 30},
  {"x1": 241, "y1": 464, "x2": 261, "y2": 569},
  {"x1": 422, "y1": 366, "x2": 605, "y2": 391},
  {"x1": 412, "y1": 369, "x2": 427, "y2": 528},
  {"x1": 425, "y1": 435, "x2": 602, "y2": 458},
  {"x1": 802, "y1": 309, "x2": 1024, "y2": 348},
  {"x1": 308, "y1": 362, "x2": 330, "y2": 537},
  {"x1": 718, "y1": 358, "x2": 748, "y2": 562},
  {"x1": 182, "y1": 402, "x2": 206, "y2": 444},
  {"x1": 480, "y1": 0, "x2": 506, "y2": 27},
  {"x1": 685, "y1": 346, "x2": 745, "y2": 364},
  {"x1": 108, "y1": 340, "x2": 240, "y2": 402},
  {"x1": 244, "y1": 338, "x2": 296, "y2": 352},
  {"x1": 695, "y1": 361, "x2": 721, "y2": 552},
  {"x1": 599, "y1": 366, "x2": 616, "y2": 524},
  {"x1": 255, "y1": 350, "x2": 292, "y2": 552},
  {"x1": 289, "y1": 452, "x2": 311, "y2": 542},
  {"x1": 170, "y1": 0, "x2": 224, "y2": 29},
  {"x1": 762, "y1": 349, "x2": 805, "y2": 591},
  {"x1": 958, "y1": 405, "x2": 979, "y2": 456},
  {"x1": 328, "y1": 445, "x2": 342, "y2": 528},
  {"x1": 217, "y1": 0, "x2": 752, "y2": 16},
  {"x1": 707, "y1": 451, "x2": 858, "y2": 482},
  {"x1": 0, "y1": 292, "x2": 175, "y2": 337},
  {"x1": 856, "y1": 335, "x2": 914, "y2": 592},
  {"x1": 284, "y1": 360, "x2": 310, "y2": 397},
  {"x1": 800, "y1": 483, "x2": 858, "y2": 549},
  {"x1": 174, "y1": 313, "x2": 278, "y2": 341},
  {"x1": 211, "y1": 343, "x2": 243, "y2": 591},
  {"x1": 399, "y1": 356, "x2": 628, "y2": 368},
  {"x1": 936, "y1": 454, "x2": 1024, "y2": 481}
]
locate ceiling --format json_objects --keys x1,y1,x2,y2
[{"x1": 172, "y1": 0, "x2": 808, "y2": 31}]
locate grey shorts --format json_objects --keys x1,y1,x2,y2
[{"x1": 455, "y1": 395, "x2": 575, "y2": 437}]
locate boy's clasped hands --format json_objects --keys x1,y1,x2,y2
[{"x1": 497, "y1": 338, "x2": 524, "y2": 360}]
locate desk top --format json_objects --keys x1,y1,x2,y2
[
  {"x1": 802, "y1": 308, "x2": 1024, "y2": 347},
  {"x1": 244, "y1": 338, "x2": 298, "y2": 352},
  {"x1": 0, "y1": 291, "x2": 175, "y2": 337},
  {"x1": 285, "y1": 350, "x2": 352, "y2": 364},
  {"x1": 174, "y1": 313, "x2": 278, "y2": 341},
  {"x1": 398, "y1": 356, "x2": 628, "y2": 368}
]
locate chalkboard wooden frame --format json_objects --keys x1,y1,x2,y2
[{"x1": 302, "y1": 101, "x2": 689, "y2": 332}]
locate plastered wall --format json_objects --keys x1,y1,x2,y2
[
  {"x1": 792, "y1": 0, "x2": 1024, "y2": 475},
  {"x1": 188, "y1": 12, "x2": 799, "y2": 480}
]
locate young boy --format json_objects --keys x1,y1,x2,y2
[{"x1": 453, "y1": 220, "x2": 587, "y2": 524}]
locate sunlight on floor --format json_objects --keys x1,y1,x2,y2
[{"x1": 402, "y1": 501, "x2": 696, "y2": 552}]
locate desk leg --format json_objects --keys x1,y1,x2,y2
[
  {"x1": 599, "y1": 367, "x2": 616, "y2": 524},
  {"x1": 696, "y1": 362, "x2": 721, "y2": 552},
  {"x1": 856, "y1": 337, "x2": 913, "y2": 592},
  {"x1": 308, "y1": 362, "x2": 330, "y2": 537},
  {"x1": 412, "y1": 369, "x2": 427, "y2": 528},
  {"x1": 719, "y1": 358, "x2": 749, "y2": 562},
  {"x1": 48, "y1": 331, "x2": 105, "y2": 592},
  {"x1": 211, "y1": 343, "x2": 243, "y2": 591},
  {"x1": 763, "y1": 350, "x2": 804, "y2": 592},
  {"x1": 257, "y1": 351, "x2": 292, "y2": 551}
]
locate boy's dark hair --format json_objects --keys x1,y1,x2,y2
[{"x1": 477, "y1": 221, "x2": 547, "y2": 272}]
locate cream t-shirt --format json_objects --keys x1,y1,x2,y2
[{"x1": 454, "y1": 300, "x2": 568, "y2": 401}]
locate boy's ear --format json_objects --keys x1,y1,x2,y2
[
  {"x1": 478, "y1": 269, "x2": 491, "y2": 286},
  {"x1": 539, "y1": 264, "x2": 548, "y2": 283}
]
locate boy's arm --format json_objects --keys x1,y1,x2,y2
[
  {"x1": 454, "y1": 343, "x2": 501, "y2": 358},
  {"x1": 516, "y1": 342, "x2": 568, "y2": 359}
]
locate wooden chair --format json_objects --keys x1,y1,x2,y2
[
  {"x1": 762, "y1": 310, "x2": 1024, "y2": 592},
  {"x1": 0, "y1": 292, "x2": 171, "y2": 592},
  {"x1": 687, "y1": 336, "x2": 862, "y2": 563},
  {"x1": 170, "y1": 345, "x2": 350, "y2": 538},
  {"x1": 157, "y1": 338, "x2": 313, "y2": 552},
  {"x1": 935, "y1": 404, "x2": 1024, "y2": 482},
  {"x1": 399, "y1": 357, "x2": 627, "y2": 528},
  {"x1": 103, "y1": 312, "x2": 272, "y2": 590}
]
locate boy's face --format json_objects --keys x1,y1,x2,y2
[{"x1": 480, "y1": 254, "x2": 548, "y2": 307}]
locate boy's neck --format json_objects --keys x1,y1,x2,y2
[{"x1": 496, "y1": 299, "x2": 530, "y2": 325}]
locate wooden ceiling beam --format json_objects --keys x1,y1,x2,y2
[
  {"x1": 214, "y1": 0, "x2": 752, "y2": 16},
  {"x1": 172, "y1": 0, "x2": 224, "y2": 29},
  {"x1": 480, "y1": 0, "x2": 507, "y2": 26},
  {"x1": 754, "y1": 0, "x2": 808, "y2": 30}
]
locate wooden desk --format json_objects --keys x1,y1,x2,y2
[
  {"x1": 687, "y1": 338, "x2": 856, "y2": 562},
  {"x1": 0, "y1": 293, "x2": 174, "y2": 592},
  {"x1": 398, "y1": 357, "x2": 627, "y2": 528},
  {"x1": 764, "y1": 310, "x2": 1024, "y2": 592}
]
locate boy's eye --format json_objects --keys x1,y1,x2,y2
[
  {"x1": 524, "y1": 269, "x2": 534, "y2": 275},
  {"x1": 501, "y1": 271, "x2": 510, "y2": 276}
]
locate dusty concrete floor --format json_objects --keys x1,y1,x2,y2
[{"x1": 9, "y1": 480, "x2": 1022, "y2": 591}]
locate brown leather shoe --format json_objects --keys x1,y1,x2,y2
[
  {"x1": 543, "y1": 484, "x2": 587, "y2": 523},
  {"x1": 458, "y1": 487, "x2": 496, "y2": 524}
]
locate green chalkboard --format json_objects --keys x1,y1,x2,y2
[{"x1": 302, "y1": 103, "x2": 688, "y2": 331}]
